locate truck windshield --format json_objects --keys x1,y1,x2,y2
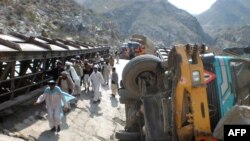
[
  {"x1": 223, "y1": 47, "x2": 250, "y2": 57},
  {"x1": 128, "y1": 42, "x2": 140, "y2": 49},
  {"x1": 230, "y1": 60, "x2": 250, "y2": 105}
]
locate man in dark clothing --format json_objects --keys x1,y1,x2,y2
[
  {"x1": 47, "y1": 61, "x2": 65, "y2": 81},
  {"x1": 82, "y1": 61, "x2": 92, "y2": 92},
  {"x1": 129, "y1": 48, "x2": 135, "y2": 59}
]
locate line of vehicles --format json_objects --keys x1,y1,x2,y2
[
  {"x1": 119, "y1": 34, "x2": 157, "y2": 60},
  {"x1": 116, "y1": 34, "x2": 250, "y2": 140}
]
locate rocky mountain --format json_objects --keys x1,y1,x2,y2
[
  {"x1": 212, "y1": 25, "x2": 250, "y2": 48},
  {"x1": 81, "y1": 0, "x2": 212, "y2": 46},
  {"x1": 0, "y1": 0, "x2": 121, "y2": 45},
  {"x1": 76, "y1": 0, "x2": 135, "y2": 13},
  {"x1": 197, "y1": 0, "x2": 250, "y2": 30},
  {"x1": 197, "y1": 0, "x2": 250, "y2": 48}
]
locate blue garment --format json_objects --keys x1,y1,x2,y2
[
  {"x1": 44, "y1": 86, "x2": 75, "y2": 106},
  {"x1": 44, "y1": 86, "x2": 76, "y2": 118},
  {"x1": 36, "y1": 86, "x2": 76, "y2": 127},
  {"x1": 60, "y1": 91, "x2": 76, "y2": 118},
  {"x1": 44, "y1": 86, "x2": 62, "y2": 94},
  {"x1": 61, "y1": 91, "x2": 76, "y2": 106}
]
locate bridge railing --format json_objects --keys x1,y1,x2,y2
[{"x1": 0, "y1": 32, "x2": 110, "y2": 111}]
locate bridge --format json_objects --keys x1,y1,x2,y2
[{"x1": 0, "y1": 32, "x2": 110, "y2": 112}]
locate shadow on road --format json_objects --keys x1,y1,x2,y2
[
  {"x1": 110, "y1": 96, "x2": 118, "y2": 107},
  {"x1": 86, "y1": 100, "x2": 103, "y2": 118},
  {"x1": 78, "y1": 90, "x2": 93, "y2": 101},
  {"x1": 61, "y1": 114, "x2": 69, "y2": 130},
  {"x1": 37, "y1": 130, "x2": 59, "y2": 141},
  {"x1": 101, "y1": 84, "x2": 110, "y2": 91},
  {"x1": 0, "y1": 104, "x2": 47, "y2": 131}
]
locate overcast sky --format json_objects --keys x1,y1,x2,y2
[{"x1": 168, "y1": 0, "x2": 216, "y2": 15}]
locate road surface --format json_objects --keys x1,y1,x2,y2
[{"x1": 0, "y1": 59, "x2": 129, "y2": 141}]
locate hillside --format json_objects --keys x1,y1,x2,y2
[
  {"x1": 0, "y1": 0, "x2": 121, "y2": 45},
  {"x1": 75, "y1": 0, "x2": 135, "y2": 13},
  {"x1": 197, "y1": 0, "x2": 250, "y2": 30},
  {"x1": 197, "y1": 0, "x2": 250, "y2": 48},
  {"x1": 213, "y1": 25, "x2": 250, "y2": 48},
  {"x1": 82, "y1": 0, "x2": 212, "y2": 46}
]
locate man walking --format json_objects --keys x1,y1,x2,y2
[
  {"x1": 102, "y1": 61, "x2": 111, "y2": 85},
  {"x1": 57, "y1": 71, "x2": 75, "y2": 94},
  {"x1": 47, "y1": 61, "x2": 64, "y2": 81},
  {"x1": 34, "y1": 80, "x2": 69, "y2": 133},
  {"x1": 65, "y1": 61, "x2": 81, "y2": 97},
  {"x1": 111, "y1": 67, "x2": 119, "y2": 97},
  {"x1": 57, "y1": 71, "x2": 76, "y2": 109},
  {"x1": 83, "y1": 60, "x2": 92, "y2": 92},
  {"x1": 109, "y1": 55, "x2": 114, "y2": 67},
  {"x1": 89, "y1": 65, "x2": 104, "y2": 103},
  {"x1": 73, "y1": 60, "x2": 83, "y2": 86},
  {"x1": 115, "y1": 51, "x2": 119, "y2": 64}
]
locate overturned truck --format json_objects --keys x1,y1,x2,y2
[{"x1": 116, "y1": 44, "x2": 250, "y2": 141}]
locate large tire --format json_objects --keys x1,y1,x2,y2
[
  {"x1": 119, "y1": 97, "x2": 129, "y2": 104},
  {"x1": 119, "y1": 88, "x2": 135, "y2": 98},
  {"x1": 122, "y1": 55, "x2": 161, "y2": 99}
]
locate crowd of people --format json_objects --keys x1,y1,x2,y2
[{"x1": 34, "y1": 52, "x2": 120, "y2": 133}]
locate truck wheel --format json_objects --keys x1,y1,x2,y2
[
  {"x1": 122, "y1": 55, "x2": 161, "y2": 99},
  {"x1": 119, "y1": 89, "x2": 129, "y2": 104},
  {"x1": 119, "y1": 88, "x2": 137, "y2": 99},
  {"x1": 120, "y1": 80, "x2": 124, "y2": 88},
  {"x1": 115, "y1": 130, "x2": 141, "y2": 141},
  {"x1": 119, "y1": 97, "x2": 128, "y2": 104}
]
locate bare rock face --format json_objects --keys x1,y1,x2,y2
[
  {"x1": 198, "y1": 0, "x2": 250, "y2": 29},
  {"x1": 0, "y1": 0, "x2": 121, "y2": 45},
  {"x1": 211, "y1": 25, "x2": 250, "y2": 48},
  {"x1": 82, "y1": 0, "x2": 212, "y2": 46},
  {"x1": 197, "y1": 0, "x2": 250, "y2": 48}
]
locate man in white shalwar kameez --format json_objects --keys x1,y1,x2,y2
[
  {"x1": 34, "y1": 80, "x2": 69, "y2": 132},
  {"x1": 65, "y1": 61, "x2": 81, "y2": 96},
  {"x1": 102, "y1": 61, "x2": 111, "y2": 85},
  {"x1": 89, "y1": 65, "x2": 104, "y2": 103},
  {"x1": 57, "y1": 71, "x2": 75, "y2": 94},
  {"x1": 111, "y1": 67, "x2": 119, "y2": 97}
]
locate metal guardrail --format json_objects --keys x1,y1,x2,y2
[{"x1": 0, "y1": 32, "x2": 110, "y2": 110}]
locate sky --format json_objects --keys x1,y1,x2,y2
[{"x1": 168, "y1": 0, "x2": 217, "y2": 15}]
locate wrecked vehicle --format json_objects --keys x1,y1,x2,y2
[{"x1": 116, "y1": 44, "x2": 250, "y2": 141}]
